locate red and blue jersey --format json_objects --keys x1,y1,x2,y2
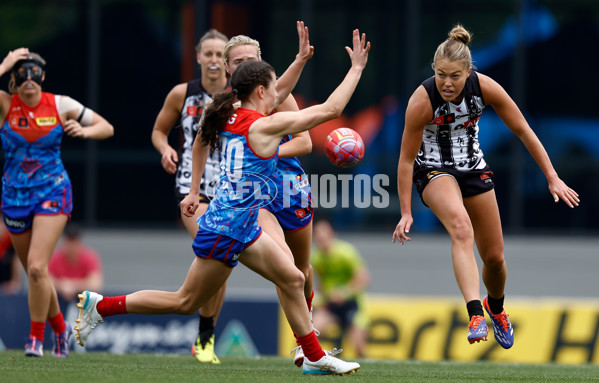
[
  {"x1": 1, "y1": 92, "x2": 70, "y2": 206},
  {"x1": 199, "y1": 108, "x2": 278, "y2": 243}
]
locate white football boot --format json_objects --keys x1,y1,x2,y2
[
  {"x1": 302, "y1": 354, "x2": 360, "y2": 375},
  {"x1": 74, "y1": 290, "x2": 104, "y2": 346}
]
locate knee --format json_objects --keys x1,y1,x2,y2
[
  {"x1": 26, "y1": 262, "x2": 47, "y2": 284},
  {"x1": 481, "y1": 244, "x2": 505, "y2": 270},
  {"x1": 282, "y1": 268, "x2": 306, "y2": 293},
  {"x1": 300, "y1": 264, "x2": 313, "y2": 283},
  {"x1": 448, "y1": 217, "x2": 474, "y2": 244}
]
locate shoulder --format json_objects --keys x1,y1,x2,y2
[
  {"x1": 406, "y1": 85, "x2": 433, "y2": 122},
  {"x1": 161, "y1": 83, "x2": 187, "y2": 110},
  {"x1": 186, "y1": 78, "x2": 206, "y2": 96},
  {"x1": 168, "y1": 83, "x2": 188, "y2": 99},
  {"x1": 475, "y1": 72, "x2": 508, "y2": 105},
  {"x1": 0, "y1": 91, "x2": 13, "y2": 116}
]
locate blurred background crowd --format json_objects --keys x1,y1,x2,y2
[{"x1": 0, "y1": 0, "x2": 597, "y2": 234}]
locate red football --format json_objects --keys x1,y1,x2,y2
[{"x1": 325, "y1": 128, "x2": 365, "y2": 168}]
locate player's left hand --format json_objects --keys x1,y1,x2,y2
[
  {"x1": 296, "y1": 21, "x2": 314, "y2": 63},
  {"x1": 548, "y1": 177, "x2": 579, "y2": 208},
  {"x1": 345, "y1": 29, "x2": 370, "y2": 72},
  {"x1": 63, "y1": 119, "x2": 86, "y2": 138},
  {"x1": 392, "y1": 215, "x2": 412, "y2": 245}
]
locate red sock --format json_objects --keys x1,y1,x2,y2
[
  {"x1": 30, "y1": 321, "x2": 45, "y2": 341},
  {"x1": 306, "y1": 290, "x2": 314, "y2": 312},
  {"x1": 297, "y1": 330, "x2": 325, "y2": 362},
  {"x1": 96, "y1": 295, "x2": 128, "y2": 317},
  {"x1": 48, "y1": 312, "x2": 66, "y2": 334}
]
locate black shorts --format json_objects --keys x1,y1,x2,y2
[
  {"x1": 327, "y1": 299, "x2": 359, "y2": 331},
  {"x1": 413, "y1": 165, "x2": 495, "y2": 207}
]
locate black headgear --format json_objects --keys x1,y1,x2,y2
[{"x1": 12, "y1": 53, "x2": 46, "y2": 87}]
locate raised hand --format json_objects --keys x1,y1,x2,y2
[
  {"x1": 296, "y1": 21, "x2": 314, "y2": 63},
  {"x1": 1, "y1": 48, "x2": 30, "y2": 75},
  {"x1": 345, "y1": 29, "x2": 370, "y2": 71}
]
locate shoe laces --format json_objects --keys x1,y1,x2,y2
[
  {"x1": 327, "y1": 347, "x2": 343, "y2": 356},
  {"x1": 469, "y1": 315, "x2": 484, "y2": 330},
  {"x1": 289, "y1": 345, "x2": 301, "y2": 355},
  {"x1": 491, "y1": 311, "x2": 510, "y2": 332}
]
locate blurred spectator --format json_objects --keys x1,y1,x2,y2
[
  {"x1": 49, "y1": 223, "x2": 103, "y2": 302},
  {"x1": 311, "y1": 219, "x2": 370, "y2": 358},
  {"x1": 0, "y1": 217, "x2": 21, "y2": 295}
]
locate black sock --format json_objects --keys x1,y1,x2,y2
[
  {"x1": 199, "y1": 315, "x2": 214, "y2": 345},
  {"x1": 487, "y1": 295, "x2": 505, "y2": 315},
  {"x1": 466, "y1": 300, "x2": 484, "y2": 319}
]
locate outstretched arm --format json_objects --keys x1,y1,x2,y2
[
  {"x1": 249, "y1": 29, "x2": 370, "y2": 158},
  {"x1": 479, "y1": 73, "x2": 580, "y2": 208}
]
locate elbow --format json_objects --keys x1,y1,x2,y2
[
  {"x1": 106, "y1": 123, "x2": 115, "y2": 138},
  {"x1": 303, "y1": 139, "x2": 313, "y2": 155},
  {"x1": 329, "y1": 105, "x2": 344, "y2": 119}
]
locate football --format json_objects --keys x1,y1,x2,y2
[{"x1": 325, "y1": 127, "x2": 365, "y2": 168}]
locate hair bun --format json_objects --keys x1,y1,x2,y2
[{"x1": 449, "y1": 25, "x2": 471, "y2": 45}]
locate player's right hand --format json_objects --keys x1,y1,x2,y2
[
  {"x1": 161, "y1": 146, "x2": 178, "y2": 174},
  {"x1": 180, "y1": 193, "x2": 199, "y2": 217},
  {"x1": 1, "y1": 48, "x2": 29, "y2": 71}
]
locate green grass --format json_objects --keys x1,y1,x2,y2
[{"x1": 2, "y1": 350, "x2": 599, "y2": 382}]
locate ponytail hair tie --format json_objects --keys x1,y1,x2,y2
[{"x1": 232, "y1": 88, "x2": 238, "y2": 96}]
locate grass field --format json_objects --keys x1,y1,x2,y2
[{"x1": 2, "y1": 351, "x2": 599, "y2": 383}]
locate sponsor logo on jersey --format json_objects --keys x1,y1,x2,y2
[
  {"x1": 35, "y1": 116, "x2": 57, "y2": 126},
  {"x1": 186, "y1": 106, "x2": 197, "y2": 117},
  {"x1": 431, "y1": 113, "x2": 455, "y2": 125},
  {"x1": 480, "y1": 171, "x2": 493, "y2": 183},
  {"x1": 41, "y1": 200, "x2": 60, "y2": 210},
  {"x1": 186, "y1": 106, "x2": 203, "y2": 117},
  {"x1": 295, "y1": 206, "x2": 312, "y2": 220},
  {"x1": 464, "y1": 117, "x2": 480, "y2": 129},
  {"x1": 18, "y1": 117, "x2": 29, "y2": 127},
  {"x1": 4, "y1": 217, "x2": 27, "y2": 229}
]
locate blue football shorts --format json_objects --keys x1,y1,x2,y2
[
  {"x1": 192, "y1": 226, "x2": 262, "y2": 267},
  {"x1": 2, "y1": 184, "x2": 73, "y2": 234}
]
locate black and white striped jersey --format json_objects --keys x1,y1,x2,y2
[
  {"x1": 175, "y1": 79, "x2": 223, "y2": 198},
  {"x1": 416, "y1": 71, "x2": 487, "y2": 171}
]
